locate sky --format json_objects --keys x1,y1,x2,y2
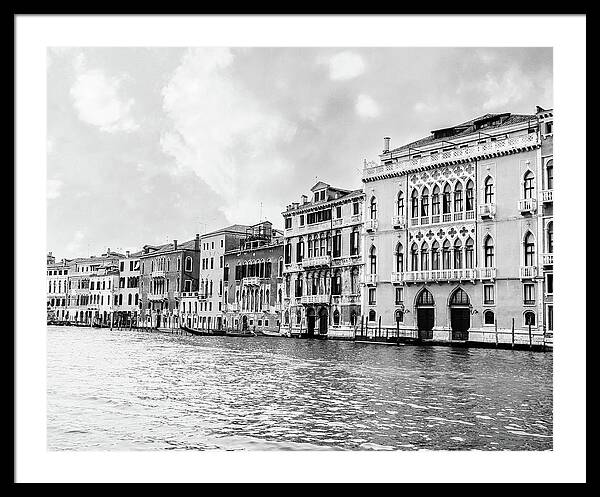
[{"x1": 47, "y1": 47, "x2": 552, "y2": 259}]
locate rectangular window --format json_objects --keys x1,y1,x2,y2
[
  {"x1": 353, "y1": 202, "x2": 359, "y2": 215},
  {"x1": 336, "y1": 206, "x2": 342, "y2": 218},
  {"x1": 547, "y1": 305, "x2": 553, "y2": 331},
  {"x1": 220, "y1": 256, "x2": 223, "y2": 269},
  {"x1": 211, "y1": 242, "x2": 214, "y2": 249},
  {"x1": 120, "y1": 262, "x2": 124, "y2": 272},
  {"x1": 523, "y1": 283, "x2": 535, "y2": 305},
  {"x1": 395, "y1": 287, "x2": 403, "y2": 305},
  {"x1": 368, "y1": 288, "x2": 376, "y2": 305},
  {"x1": 300, "y1": 215, "x2": 304, "y2": 226},
  {"x1": 546, "y1": 273, "x2": 554, "y2": 294},
  {"x1": 221, "y1": 239, "x2": 224, "y2": 248},
  {"x1": 185, "y1": 280, "x2": 192, "y2": 292},
  {"x1": 483, "y1": 284, "x2": 495, "y2": 305},
  {"x1": 210, "y1": 258, "x2": 214, "y2": 269},
  {"x1": 285, "y1": 217, "x2": 292, "y2": 229}
]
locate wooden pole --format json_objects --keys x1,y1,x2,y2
[
  {"x1": 511, "y1": 318, "x2": 515, "y2": 349},
  {"x1": 494, "y1": 317, "x2": 498, "y2": 348},
  {"x1": 378, "y1": 316, "x2": 382, "y2": 338},
  {"x1": 396, "y1": 318, "x2": 400, "y2": 345},
  {"x1": 360, "y1": 315, "x2": 364, "y2": 338},
  {"x1": 528, "y1": 322, "x2": 532, "y2": 350}
]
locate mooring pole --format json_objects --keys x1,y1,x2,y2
[
  {"x1": 396, "y1": 318, "x2": 400, "y2": 345},
  {"x1": 494, "y1": 318, "x2": 498, "y2": 348},
  {"x1": 511, "y1": 318, "x2": 515, "y2": 349},
  {"x1": 528, "y1": 322, "x2": 532, "y2": 350},
  {"x1": 361, "y1": 315, "x2": 364, "y2": 338},
  {"x1": 378, "y1": 316, "x2": 381, "y2": 339}
]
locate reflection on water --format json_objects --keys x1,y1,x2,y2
[{"x1": 47, "y1": 326, "x2": 552, "y2": 451}]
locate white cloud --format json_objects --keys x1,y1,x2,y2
[
  {"x1": 70, "y1": 55, "x2": 139, "y2": 133},
  {"x1": 160, "y1": 48, "x2": 297, "y2": 222},
  {"x1": 47, "y1": 179, "x2": 63, "y2": 200},
  {"x1": 414, "y1": 102, "x2": 435, "y2": 114},
  {"x1": 355, "y1": 94, "x2": 380, "y2": 118},
  {"x1": 480, "y1": 66, "x2": 534, "y2": 111},
  {"x1": 326, "y1": 51, "x2": 365, "y2": 81}
]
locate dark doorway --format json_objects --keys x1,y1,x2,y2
[
  {"x1": 449, "y1": 288, "x2": 471, "y2": 340},
  {"x1": 242, "y1": 315, "x2": 248, "y2": 331},
  {"x1": 306, "y1": 307, "x2": 315, "y2": 337},
  {"x1": 318, "y1": 307, "x2": 328, "y2": 335},
  {"x1": 156, "y1": 314, "x2": 161, "y2": 328},
  {"x1": 416, "y1": 289, "x2": 435, "y2": 339}
]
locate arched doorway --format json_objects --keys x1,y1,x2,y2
[
  {"x1": 242, "y1": 315, "x2": 248, "y2": 331},
  {"x1": 449, "y1": 288, "x2": 470, "y2": 340},
  {"x1": 416, "y1": 289, "x2": 434, "y2": 339},
  {"x1": 306, "y1": 307, "x2": 315, "y2": 337},
  {"x1": 318, "y1": 307, "x2": 328, "y2": 335}
]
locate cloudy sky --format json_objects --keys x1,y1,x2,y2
[{"x1": 47, "y1": 47, "x2": 552, "y2": 259}]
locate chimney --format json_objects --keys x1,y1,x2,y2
[
  {"x1": 195, "y1": 234, "x2": 200, "y2": 251},
  {"x1": 126, "y1": 250, "x2": 130, "y2": 258},
  {"x1": 383, "y1": 136, "x2": 391, "y2": 153},
  {"x1": 301, "y1": 195, "x2": 308, "y2": 204},
  {"x1": 173, "y1": 239, "x2": 178, "y2": 251},
  {"x1": 107, "y1": 248, "x2": 111, "y2": 255}
]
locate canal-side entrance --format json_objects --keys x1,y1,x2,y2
[
  {"x1": 318, "y1": 307, "x2": 328, "y2": 335},
  {"x1": 306, "y1": 307, "x2": 315, "y2": 337},
  {"x1": 416, "y1": 289, "x2": 434, "y2": 339},
  {"x1": 449, "y1": 288, "x2": 470, "y2": 340}
]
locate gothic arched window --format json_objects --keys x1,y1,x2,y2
[
  {"x1": 524, "y1": 232, "x2": 535, "y2": 266},
  {"x1": 421, "y1": 187, "x2": 429, "y2": 217},
  {"x1": 523, "y1": 171, "x2": 535, "y2": 199},
  {"x1": 411, "y1": 189, "x2": 419, "y2": 218},
  {"x1": 466, "y1": 180, "x2": 474, "y2": 211},
  {"x1": 443, "y1": 183, "x2": 452, "y2": 214},
  {"x1": 397, "y1": 191, "x2": 404, "y2": 217},
  {"x1": 432, "y1": 185, "x2": 440, "y2": 216},
  {"x1": 370, "y1": 197, "x2": 377, "y2": 220},
  {"x1": 465, "y1": 238, "x2": 474, "y2": 269},
  {"x1": 395, "y1": 242, "x2": 404, "y2": 272},
  {"x1": 411, "y1": 243, "x2": 419, "y2": 271},
  {"x1": 442, "y1": 240, "x2": 451, "y2": 269},
  {"x1": 484, "y1": 176, "x2": 494, "y2": 204},
  {"x1": 420, "y1": 243, "x2": 429, "y2": 271},
  {"x1": 431, "y1": 241, "x2": 440, "y2": 270},
  {"x1": 454, "y1": 238, "x2": 463, "y2": 269},
  {"x1": 454, "y1": 182, "x2": 463, "y2": 212},
  {"x1": 369, "y1": 246, "x2": 377, "y2": 275},
  {"x1": 484, "y1": 236, "x2": 495, "y2": 268},
  {"x1": 547, "y1": 221, "x2": 554, "y2": 254}
]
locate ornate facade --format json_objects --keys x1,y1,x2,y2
[{"x1": 362, "y1": 109, "x2": 553, "y2": 345}]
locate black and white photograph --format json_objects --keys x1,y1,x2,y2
[{"x1": 15, "y1": 14, "x2": 586, "y2": 483}]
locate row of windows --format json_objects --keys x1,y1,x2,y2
[
  {"x1": 284, "y1": 201, "x2": 361, "y2": 229},
  {"x1": 202, "y1": 239, "x2": 224, "y2": 251},
  {"x1": 47, "y1": 269, "x2": 68, "y2": 276}
]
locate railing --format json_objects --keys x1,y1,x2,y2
[
  {"x1": 390, "y1": 272, "x2": 405, "y2": 284},
  {"x1": 227, "y1": 303, "x2": 239, "y2": 312},
  {"x1": 151, "y1": 270, "x2": 166, "y2": 278},
  {"x1": 148, "y1": 293, "x2": 166, "y2": 301},
  {"x1": 465, "y1": 210, "x2": 475, "y2": 220},
  {"x1": 392, "y1": 215, "x2": 407, "y2": 229},
  {"x1": 364, "y1": 274, "x2": 377, "y2": 285},
  {"x1": 350, "y1": 214, "x2": 362, "y2": 223},
  {"x1": 453, "y1": 212, "x2": 463, "y2": 221},
  {"x1": 364, "y1": 219, "x2": 378, "y2": 232},
  {"x1": 478, "y1": 203, "x2": 496, "y2": 218},
  {"x1": 520, "y1": 266, "x2": 538, "y2": 279},
  {"x1": 363, "y1": 133, "x2": 540, "y2": 179},
  {"x1": 332, "y1": 218, "x2": 343, "y2": 227},
  {"x1": 479, "y1": 267, "x2": 497, "y2": 280},
  {"x1": 301, "y1": 255, "x2": 331, "y2": 268},
  {"x1": 442, "y1": 213, "x2": 452, "y2": 222},
  {"x1": 542, "y1": 253, "x2": 554, "y2": 265},
  {"x1": 242, "y1": 277, "x2": 262, "y2": 286},
  {"x1": 180, "y1": 291, "x2": 198, "y2": 298},
  {"x1": 542, "y1": 190, "x2": 554, "y2": 203},
  {"x1": 300, "y1": 294, "x2": 331, "y2": 304},
  {"x1": 420, "y1": 216, "x2": 429, "y2": 225},
  {"x1": 518, "y1": 198, "x2": 537, "y2": 214},
  {"x1": 431, "y1": 215, "x2": 440, "y2": 224},
  {"x1": 404, "y1": 268, "x2": 478, "y2": 282},
  {"x1": 410, "y1": 217, "x2": 419, "y2": 227}
]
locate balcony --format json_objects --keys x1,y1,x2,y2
[
  {"x1": 151, "y1": 270, "x2": 166, "y2": 278},
  {"x1": 541, "y1": 190, "x2": 554, "y2": 203},
  {"x1": 391, "y1": 272, "x2": 405, "y2": 284},
  {"x1": 300, "y1": 294, "x2": 331, "y2": 305},
  {"x1": 332, "y1": 218, "x2": 343, "y2": 227},
  {"x1": 518, "y1": 198, "x2": 537, "y2": 214},
  {"x1": 180, "y1": 291, "x2": 199, "y2": 299},
  {"x1": 364, "y1": 219, "x2": 378, "y2": 232},
  {"x1": 242, "y1": 277, "x2": 262, "y2": 286},
  {"x1": 542, "y1": 253, "x2": 554, "y2": 266},
  {"x1": 520, "y1": 266, "x2": 538, "y2": 279},
  {"x1": 364, "y1": 274, "x2": 377, "y2": 286},
  {"x1": 410, "y1": 217, "x2": 419, "y2": 227},
  {"x1": 404, "y1": 269, "x2": 477, "y2": 283},
  {"x1": 227, "y1": 303, "x2": 239, "y2": 312},
  {"x1": 479, "y1": 267, "x2": 497, "y2": 280},
  {"x1": 301, "y1": 255, "x2": 331, "y2": 269},
  {"x1": 392, "y1": 215, "x2": 407, "y2": 229},
  {"x1": 148, "y1": 293, "x2": 166, "y2": 301},
  {"x1": 478, "y1": 203, "x2": 496, "y2": 219}
]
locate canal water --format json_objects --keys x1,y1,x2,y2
[{"x1": 47, "y1": 326, "x2": 552, "y2": 451}]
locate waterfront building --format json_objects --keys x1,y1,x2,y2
[
  {"x1": 46, "y1": 253, "x2": 70, "y2": 322},
  {"x1": 222, "y1": 221, "x2": 284, "y2": 334},
  {"x1": 361, "y1": 108, "x2": 552, "y2": 345},
  {"x1": 282, "y1": 182, "x2": 365, "y2": 339},
  {"x1": 65, "y1": 250, "x2": 123, "y2": 325},
  {"x1": 138, "y1": 236, "x2": 200, "y2": 329},
  {"x1": 191, "y1": 225, "x2": 251, "y2": 331},
  {"x1": 113, "y1": 250, "x2": 143, "y2": 327},
  {"x1": 89, "y1": 255, "x2": 121, "y2": 326}
]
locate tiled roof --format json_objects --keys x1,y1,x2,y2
[
  {"x1": 201, "y1": 224, "x2": 250, "y2": 238},
  {"x1": 388, "y1": 113, "x2": 536, "y2": 155}
]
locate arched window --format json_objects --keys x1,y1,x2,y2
[
  {"x1": 369, "y1": 246, "x2": 377, "y2": 275},
  {"x1": 442, "y1": 240, "x2": 451, "y2": 269},
  {"x1": 450, "y1": 288, "x2": 470, "y2": 305},
  {"x1": 465, "y1": 238, "x2": 474, "y2": 269},
  {"x1": 350, "y1": 310, "x2": 357, "y2": 326},
  {"x1": 185, "y1": 256, "x2": 192, "y2": 271},
  {"x1": 523, "y1": 171, "x2": 535, "y2": 199},
  {"x1": 547, "y1": 221, "x2": 554, "y2": 253},
  {"x1": 416, "y1": 289, "x2": 434, "y2": 306},
  {"x1": 421, "y1": 187, "x2": 429, "y2": 217},
  {"x1": 524, "y1": 232, "x2": 535, "y2": 266},
  {"x1": 411, "y1": 243, "x2": 419, "y2": 271},
  {"x1": 484, "y1": 310, "x2": 495, "y2": 325},
  {"x1": 454, "y1": 182, "x2": 463, "y2": 212},
  {"x1": 420, "y1": 242, "x2": 429, "y2": 270},
  {"x1": 484, "y1": 176, "x2": 494, "y2": 204},
  {"x1": 284, "y1": 310, "x2": 289, "y2": 325},
  {"x1": 395, "y1": 310, "x2": 404, "y2": 323},
  {"x1": 135, "y1": 294, "x2": 138, "y2": 305},
  {"x1": 397, "y1": 191, "x2": 404, "y2": 217},
  {"x1": 411, "y1": 189, "x2": 419, "y2": 218},
  {"x1": 466, "y1": 180, "x2": 474, "y2": 211},
  {"x1": 431, "y1": 241, "x2": 440, "y2": 270},
  {"x1": 443, "y1": 183, "x2": 452, "y2": 214},
  {"x1": 128, "y1": 294, "x2": 132, "y2": 305},
  {"x1": 395, "y1": 242, "x2": 404, "y2": 272},
  {"x1": 484, "y1": 236, "x2": 495, "y2": 267},
  {"x1": 432, "y1": 185, "x2": 440, "y2": 216},
  {"x1": 370, "y1": 197, "x2": 377, "y2": 220},
  {"x1": 333, "y1": 309, "x2": 340, "y2": 325},
  {"x1": 368, "y1": 309, "x2": 376, "y2": 322},
  {"x1": 546, "y1": 160, "x2": 554, "y2": 190},
  {"x1": 453, "y1": 239, "x2": 463, "y2": 269},
  {"x1": 524, "y1": 311, "x2": 536, "y2": 326}
]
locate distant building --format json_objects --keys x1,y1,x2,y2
[
  {"x1": 361, "y1": 108, "x2": 553, "y2": 345},
  {"x1": 138, "y1": 236, "x2": 200, "y2": 329},
  {"x1": 46, "y1": 254, "x2": 70, "y2": 322},
  {"x1": 223, "y1": 221, "x2": 284, "y2": 334},
  {"x1": 112, "y1": 250, "x2": 143, "y2": 327},
  {"x1": 282, "y1": 182, "x2": 365, "y2": 339}
]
